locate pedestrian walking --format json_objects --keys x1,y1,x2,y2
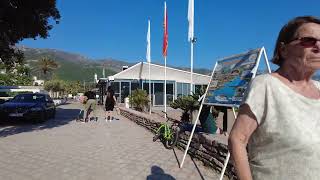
[
  {"x1": 82, "y1": 91, "x2": 97, "y2": 122},
  {"x1": 76, "y1": 95, "x2": 87, "y2": 122},
  {"x1": 105, "y1": 86, "x2": 117, "y2": 122}
]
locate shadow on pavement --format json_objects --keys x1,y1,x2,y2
[
  {"x1": 172, "y1": 148, "x2": 181, "y2": 168},
  {"x1": 0, "y1": 107, "x2": 80, "y2": 138},
  {"x1": 146, "y1": 166, "x2": 176, "y2": 180},
  {"x1": 172, "y1": 149, "x2": 205, "y2": 180},
  {"x1": 190, "y1": 157, "x2": 205, "y2": 180}
]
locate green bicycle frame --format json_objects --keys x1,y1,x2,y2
[{"x1": 156, "y1": 123, "x2": 173, "y2": 140}]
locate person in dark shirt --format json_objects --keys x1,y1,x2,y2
[{"x1": 105, "y1": 86, "x2": 117, "y2": 121}]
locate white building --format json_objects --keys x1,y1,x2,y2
[
  {"x1": 32, "y1": 76, "x2": 45, "y2": 86},
  {"x1": 97, "y1": 62, "x2": 211, "y2": 106}
]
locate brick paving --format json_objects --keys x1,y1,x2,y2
[{"x1": 0, "y1": 102, "x2": 227, "y2": 180}]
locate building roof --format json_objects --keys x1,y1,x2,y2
[{"x1": 102, "y1": 62, "x2": 211, "y2": 84}]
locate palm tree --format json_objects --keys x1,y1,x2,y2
[{"x1": 37, "y1": 57, "x2": 58, "y2": 79}]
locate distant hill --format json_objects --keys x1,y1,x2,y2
[
  {"x1": 20, "y1": 47, "x2": 211, "y2": 81},
  {"x1": 20, "y1": 47, "x2": 133, "y2": 82}
]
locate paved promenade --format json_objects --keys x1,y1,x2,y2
[{"x1": 0, "y1": 102, "x2": 226, "y2": 180}]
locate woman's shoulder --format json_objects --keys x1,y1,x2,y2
[
  {"x1": 252, "y1": 73, "x2": 273, "y2": 80},
  {"x1": 249, "y1": 73, "x2": 274, "y2": 87}
]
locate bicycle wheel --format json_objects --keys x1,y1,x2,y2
[
  {"x1": 153, "y1": 133, "x2": 161, "y2": 142},
  {"x1": 164, "y1": 126, "x2": 180, "y2": 149},
  {"x1": 153, "y1": 126, "x2": 164, "y2": 142}
]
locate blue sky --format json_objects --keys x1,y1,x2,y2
[{"x1": 21, "y1": 0, "x2": 320, "y2": 70}]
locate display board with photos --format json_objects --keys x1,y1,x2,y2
[{"x1": 203, "y1": 48, "x2": 261, "y2": 107}]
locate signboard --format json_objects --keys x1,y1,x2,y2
[
  {"x1": 203, "y1": 48, "x2": 261, "y2": 107},
  {"x1": 180, "y1": 47, "x2": 271, "y2": 173}
]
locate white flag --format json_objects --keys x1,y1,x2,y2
[
  {"x1": 188, "y1": 0, "x2": 194, "y2": 42},
  {"x1": 102, "y1": 68, "x2": 105, "y2": 78},
  {"x1": 146, "y1": 20, "x2": 151, "y2": 63}
]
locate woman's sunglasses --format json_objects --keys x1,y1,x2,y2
[{"x1": 289, "y1": 37, "x2": 320, "y2": 47}]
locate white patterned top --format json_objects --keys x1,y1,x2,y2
[{"x1": 244, "y1": 74, "x2": 320, "y2": 180}]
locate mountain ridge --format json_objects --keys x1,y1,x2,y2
[{"x1": 20, "y1": 47, "x2": 211, "y2": 81}]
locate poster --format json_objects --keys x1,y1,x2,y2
[{"x1": 204, "y1": 48, "x2": 261, "y2": 107}]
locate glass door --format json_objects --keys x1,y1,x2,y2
[
  {"x1": 111, "y1": 81, "x2": 120, "y2": 103},
  {"x1": 154, "y1": 83, "x2": 164, "y2": 106},
  {"x1": 120, "y1": 82, "x2": 130, "y2": 103},
  {"x1": 166, "y1": 83, "x2": 174, "y2": 105}
]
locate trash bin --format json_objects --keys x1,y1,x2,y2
[{"x1": 124, "y1": 97, "x2": 129, "y2": 108}]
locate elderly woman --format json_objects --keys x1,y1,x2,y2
[{"x1": 229, "y1": 16, "x2": 320, "y2": 180}]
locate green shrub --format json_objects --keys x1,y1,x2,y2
[
  {"x1": 170, "y1": 95, "x2": 198, "y2": 112},
  {"x1": 44, "y1": 79, "x2": 66, "y2": 92},
  {"x1": 129, "y1": 89, "x2": 149, "y2": 112},
  {"x1": 170, "y1": 88, "x2": 206, "y2": 122},
  {"x1": 170, "y1": 91, "x2": 205, "y2": 123}
]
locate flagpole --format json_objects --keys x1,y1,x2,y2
[
  {"x1": 149, "y1": 62, "x2": 151, "y2": 114},
  {"x1": 163, "y1": 1, "x2": 168, "y2": 119},
  {"x1": 164, "y1": 57, "x2": 167, "y2": 119},
  {"x1": 190, "y1": 41, "x2": 193, "y2": 94},
  {"x1": 147, "y1": 19, "x2": 152, "y2": 115}
]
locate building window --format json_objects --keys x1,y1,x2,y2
[
  {"x1": 143, "y1": 82, "x2": 153, "y2": 95},
  {"x1": 177, "y1": 83, "x2": 183, "y2": 97},
  {"x1": 154, "y1": 83, "x2": 164, "y2": 105},
  {"x1": 177, "y1": 83, "x2": 190, "y2": 97},
  {"x1": 111, "y1": 82, "x2": 120, "y2": 94},
  {"x1": 183, "y1": 83, "x2": 190, "y2": 95},
  {"x1": 131, "y1": 82, "x2": 139, "y2": 92},
  {"x1": 195, "y1": 85, "x2": 202, "y2": 94},
  {"x1": 166, "y1": 83, "x2": 174, "y2": 105},
  {"x1": 110, "y1": 82, "x2": 120, "y2": 102}
]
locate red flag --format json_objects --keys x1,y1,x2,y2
[{"x1": 162, "y1": 2, "x2": 168, "y2": 57}]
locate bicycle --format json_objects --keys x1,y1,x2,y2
[{"x1": 152, "y1": 111, "x2": 181, "y2": 149}]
